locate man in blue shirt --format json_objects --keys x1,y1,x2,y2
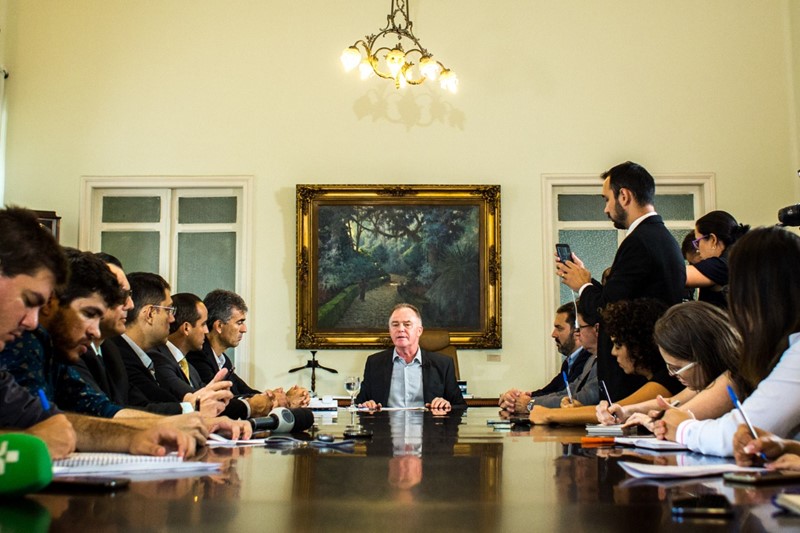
[{"x1": 356, "y1": 303, "x2": 465, "y2": 411}]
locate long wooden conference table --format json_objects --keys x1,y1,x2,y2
[{"x1": 5, "y1": 407, "x2": 799, "y2": 532}]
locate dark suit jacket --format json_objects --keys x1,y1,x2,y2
[
  {"x1": 531, "y1": 348, "x2": 593, "y2": 397},
  {"x1": 186, "y1": 339, "x2": 259, "y2": 397},
  {"x1": 578, "y1": 214, "x2": 686, "y2": 399},
  {"x1": 75, "y1": 341, "x2": 130, "y2": 406},
  {"x1": 108, "y1": 335, "x2": 182, "y2": 415},
  {"x1": 355, "y1": 348, "x2": 466, "y2": 407},
  {"x1": 149, "y1": 343, "x2": 248, "y2": 419}
]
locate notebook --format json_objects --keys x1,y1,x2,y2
[
  {"x1": 52, "y1": 453, "x2": 220, "y2": 477},
  {"x1": 585, "y1": 423, "x2": 635, "y2": 437},
  {"x1": 618, "y1": 461, "x2": 764, "y2": 479}
]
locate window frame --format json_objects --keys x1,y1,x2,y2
[{"x1": 79, "y1": 175, "x2": 254, "y2": 381}]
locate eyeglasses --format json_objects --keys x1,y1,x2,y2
[
  {"x1": 576, "y1": 324, "x2": 594, "y2": 330},
  {"x1": 666, "y1": 361, "x2": 696, "y2": 377},
  {"x1": 150, "y1": 304, "x2": 176, "y2": 316},
  {"x1": 691, "y1": 235, "x2": 708, "y2": 250}
]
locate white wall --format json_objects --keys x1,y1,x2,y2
[{"x1": 2, "y1": 1, "x2": 798, "y2": 398}]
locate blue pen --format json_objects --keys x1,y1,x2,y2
[
  {"x1": 726, "y1": 385, "x2": 768, "y2": 461},
  {"x1": 37, "y1": 388, "x2": 51, "y2": 412},
  {"x1": 562, "y1": 371, "x2": 574, "y2": 404}
]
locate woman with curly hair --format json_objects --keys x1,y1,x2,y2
[
  {"x1": 529, "y1": 298, "x2": 683, "y2": 425},
  {"x1": 597, "y1": 301, "x2": 740, "y2": 428}
]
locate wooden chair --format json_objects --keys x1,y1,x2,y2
[{"x1": 419, "y1": 329, "x2": 460, "y2": 381}]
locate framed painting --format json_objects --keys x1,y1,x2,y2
[{"x1": 296, "y1": 184, "x2": 501, "y2": 349}]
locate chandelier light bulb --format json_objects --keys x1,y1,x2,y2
[
  {"x1": 386, "y1": 49, "x2": 406, "y2": 78},
  {"x1": 419, "y1": 57, "x2": 441, "y2": 80},
  {"x1": 358, "y1": 59, "x2": 374, "y2": 80},
  {"x1": 340, "y1": 47, "x2": 361, "y2": 72},
  {"x1": 440, "y1": 69, "x2": 458, "y2": 93}
]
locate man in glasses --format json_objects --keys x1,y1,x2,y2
[
  {"x1": 108, "y1": 273, "x2": 233, "y2": 417},
  {"x1": 499, "y1": 302, "x2": 599, "y2": 412}
]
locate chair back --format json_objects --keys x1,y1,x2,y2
[{"x1": 419, "y1": 329, "x2": 460, "y2": 380}]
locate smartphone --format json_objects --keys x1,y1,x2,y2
[
  {"x1": 671, "y1": 494, "x2": 733, "y2": 517},
  {"x1": 47, "y1": 476, "x2": 130, "y2": 492},
  {"x1": 723, "y1": 470, "x2": 800, "y2": 485},
  {"x1": 556, "y1": 243, "x2": 572, "y2": 263}
]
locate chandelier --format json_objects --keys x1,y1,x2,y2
[{"x1": 340, "y1": 0, "x2": 458, "y2": 93}]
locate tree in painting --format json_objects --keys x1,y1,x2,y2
[{"x1": 317, "y1": 204, "x2": 480, "y2": 330}]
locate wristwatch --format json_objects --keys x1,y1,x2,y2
[{"x1": 526, "y1": 398, "x2": 536, "y2": 412}]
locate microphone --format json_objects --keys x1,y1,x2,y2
[
  {"x1": 778, "y1": 204, "x2": 800, "y2": 226},
  {"x1": 0, "y1": 434, "x2": 53, "y2": 495},
  {"x1": 247, "y1": 407, "x2": 314, "y2": 433}
]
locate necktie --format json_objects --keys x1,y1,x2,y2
[{"x1": 178, "y1": 358, "x2": 191, "y2": 382}]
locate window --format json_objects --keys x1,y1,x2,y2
[{"x1": 80, "y1": 176, "x2": 253, "y2": 374}]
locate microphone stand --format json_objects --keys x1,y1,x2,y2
[{"x1": 289, "y1": 351, "x2": 338, "y2": 397}]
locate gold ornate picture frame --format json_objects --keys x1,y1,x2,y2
[{"x1": 296, "y1": 184, "x2": 501, "y2": 349}]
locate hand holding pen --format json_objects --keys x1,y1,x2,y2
[
  {"x1": 727, "y1": 385, "x2": 768, "y2": 462},
  {"x1": 732, "y1": 425, "x2": 791, "y2": 467},
  {"x1": 562, "y1": 371, "x2": 574, "y2": 406}
]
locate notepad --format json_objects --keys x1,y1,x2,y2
[
  {"x1": 585, "y1": 423, "x2": 634, "y2": 437},
  {"x1": 614, "y1": 436, "x2": 688, "y2": 451},
  {"x1": 52, "y1": 453, "x2": 220, "y2": 477},
  {"x1": 618, "y1": 461, "x2": 764, "y2": 479}
]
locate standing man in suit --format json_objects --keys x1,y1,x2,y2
[
  {"x1": 356, "y1": 303, "x2": 466, "y2": 411},
  {"x1": 557, "y1": 161, "x2": 686, "y2": 400},
  {"x1": 187, "y1": 289, "x2": 310, "y2": 412}
]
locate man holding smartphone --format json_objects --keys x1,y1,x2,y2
[{"x1": 556, "y1": 161, "x2": 686, "y2": 400}]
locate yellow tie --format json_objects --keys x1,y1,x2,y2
[{"x1": 178, "y1": 358, "x2": 191, "y2": 382}]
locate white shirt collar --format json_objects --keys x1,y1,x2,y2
[
  {"x1": 121, "y1": 333, "x2": 153, "y2": 369},
  {"x1": 392, "y1": 347, "x2": 422, "y2": 365},
  {"x1": 626, "y1": 211, "x2": 658, "y2": 236},
  {"x1": 166, "y1": 340, "x2": 186, "y2": 364}
]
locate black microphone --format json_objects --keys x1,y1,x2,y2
[{"x1": 247, "y1": 407, "x2": 314, "y2": 433}]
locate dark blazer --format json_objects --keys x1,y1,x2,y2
[
  {"x1": 578, "y1": 214, "x2": 686, "y2": 400},
  {"x1": 75, "y1": 340, "x2": 130, "y2": 406},
  {"x1": 186, "y1": 339, "x2": 259, "y2": 397},
  {"x1": 355, "y1": 348, "x2": 466, "y2": 408},
  {"x1": 531, "y1": 348, "x2": 593, "y2": 397},
  {"x1": 107, "y1": 335, "x2": 182, "y2": 415},
  {"x1": 149, "y1": 343, "x2": 248, "y2": 419}
]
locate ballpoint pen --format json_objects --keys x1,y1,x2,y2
[
  {"x1": 562, "y1": 371, "x2": 574, "y2": 405},
  {"x1": 601, "y1": 380, "x2": 617, "y2": 421},
  {"x1": 726, "y1": 385, "x2": 768, "y2": 461},
  {"x1": 37, "y1": 388, "x2": 51, "y2": 412}
]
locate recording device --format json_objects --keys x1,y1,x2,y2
[
  {"x1": 671, "y1": 494, "x2": 733, "y2": 517},
  {"x1": 778, "y1": 204, "x2": 800, "y2": 227},
  {"x1": 555, "y1": 243, "x2": 572, "y2": 263},
  {"x1": 0, "y1": 434, "x2": 53, "y2": 495},
  {"x1": 248, "y1": 407, "x2": 315, "y2": 433}
]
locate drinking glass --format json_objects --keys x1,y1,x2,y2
[{"x1": 344, "y1": 376, "x2": 361, "y2": 411}]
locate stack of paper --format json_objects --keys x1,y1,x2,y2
[
  {"x1": 308, "y1": 397, "x2": 338, "y2": 411},
  {"x1": 618, "y1": 461, "x2": 763, "y2": 479},
  {"x1": 586, "y1": 423, "x2": 634, "y2": 437},
  {"x1": 774, "y1": 493, "x2": 800, "y2": 515}
]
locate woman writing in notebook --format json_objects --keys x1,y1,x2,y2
[
  {"x1": 529, "y1": 298, "x2": 684, "y2": 425},
  {"x1": 654, "y1": 226, "x2": 800, "y2": 456},
  {"x1": 595, "y1": 301, "x2": 740, "y2": 430}
]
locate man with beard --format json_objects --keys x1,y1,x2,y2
[
  {"x1": 556, "y1": 161, "x2": 685, "y2": 400},
  {"x1": 0, "y1": 243, "x2": 206, "y2": 457},
  {"x1": 499, "y1": 302, "x2": 598, "y2": 411}
]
